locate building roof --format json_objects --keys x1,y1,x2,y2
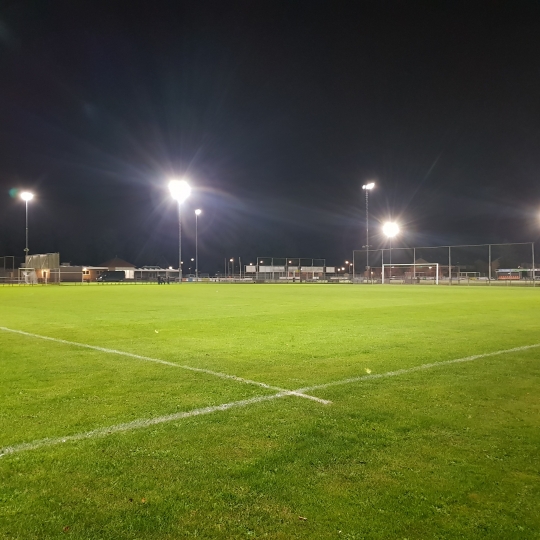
[{"x1": 100, "y1": 257, "x2": 136, "y2": 269}]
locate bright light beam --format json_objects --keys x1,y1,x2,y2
[
  {"x1": 168, "y1": 179, "x2": 191, "y2": 203},
  {"x1": 382, "y1": 222, "x2": 400, "y2": 238}
]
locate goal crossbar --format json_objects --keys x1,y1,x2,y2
[{"x1": 382, "y1": 263, "x2": 439, "y2": 285}]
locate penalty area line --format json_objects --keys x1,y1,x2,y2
[{"x1": 0, "y1": 326, "x2": 329, "y2": 405}]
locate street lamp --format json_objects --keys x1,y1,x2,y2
[
  {"x1": 230, "y1": 258, "x2": 234, "y2": 276},
  {"x1": 20, "y1": 191, "x2": 34, "y2": 259},
  {"x1": 382, "y1": 221, "x2": 400, "y2": 278},
  {"x1": 195, "y1": 209, "x2": 201, "y2": 279},
  {"x1": 169, "y1": 179, "x2": 191, "y2": 281},
  {"x1": 362, "y1": 182, "x2": 375, "y2": 276}
]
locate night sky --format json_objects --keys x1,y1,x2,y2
[{"x1": 1, "y1": 1, "x2": 539, "y2": 273}]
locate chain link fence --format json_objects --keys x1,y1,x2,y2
[{"x1": 353, "y1": 242, "x2": 537, "y2": 285}]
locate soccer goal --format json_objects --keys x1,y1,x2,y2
[{"x1": 382, "y1": 263, "x2": 439, "y2": 285}]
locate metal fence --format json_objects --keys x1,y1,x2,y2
[
  {"x1": 2, "y1": 243, "x2": 537, "y2": 286},
  {"x1": 353, "y1": 242, "x2": 537, "y2": 285}
]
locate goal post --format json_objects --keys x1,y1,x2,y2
[{"x1": 382, "y1": 263, "x2": 439, "y2": 285}]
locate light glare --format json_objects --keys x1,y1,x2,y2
[
  {"x1": 168, "y1": 179, "x2": 191, "y2": 203},
  {"x1": 382, "y1": 222, "x2": 400, "y2": 238},
  {"x1": 195, "y1": 208, "x2": 202, "y2": 215},
  {"x1": 362, "y1": 182, "x2": 375, "y2": 190},
  {"x1": 20, "y1": 191, "x2": 34, "y2": 202}
]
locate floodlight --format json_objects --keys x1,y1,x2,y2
[
  {"x1": 194, "y1": 208, "x2": 202, "y2": 278},
  {"x1": 382, "y1": 222, "x2": 400, "y2": 238},
  {"x1": 20, "y1": 191, "x2": 35, "y2": 256},
  {"x1": 168, "y1": 179, "x2": 191, "y2": 203},
  {"x1": 362, "y1": 182, "x2": 376, "y2": 271},
  {"x1": 169, "y1": 179, "x2": 192, "y2": 281},
  {"x1": 230, "y1": 258, "x2": 234, "y2": 262}
]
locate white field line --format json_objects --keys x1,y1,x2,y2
[
  {"x1": 0, "y1": 392, "x2": 287, "y2": 457},
  {"x1": 296, "y1": 342, "x2": 540, "y2": 394},
  {"x1": 2, "y1": 341, "x2": 538, "y2": 459},
  {"x1": 0, "y1": 326, "x2": 329, "y2": 405}
]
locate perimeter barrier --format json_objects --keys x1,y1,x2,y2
[{"x1": 353, "y1": 242, "x2": 537, "y2": 285}]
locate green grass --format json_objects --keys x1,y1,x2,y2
[{"x1": 0, "y1": 284, "x2": 539, "y2": 539}]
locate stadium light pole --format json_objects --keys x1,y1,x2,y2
[
  {"x1": 195, "y1": 209, "x2": 201, "y2": 279},
  {"x1": 362, "y1": 182, "x2": 375, "y2": 276},
  {"x1": 168, "y1": 179, "x2": 191, "y2": 282},
  {"x1": 20, "y1": 191, "x2": 34, "y2": 260},
  {"x1": 382, "y1": 221, "x2": 400, "y2": 279}
]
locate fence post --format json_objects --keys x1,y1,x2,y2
[
  {"x1": 532, "y1": 242, "x2": 536, "y2": 287},
  {"x1": 448, "y1": 246, "x2": 452, "y2": 285},
  {"x1": 488, "y1": 244, "x2": 491, "y2": 285}
]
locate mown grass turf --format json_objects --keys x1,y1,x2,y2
[{"x1": 0, "y1": 284, "x2": 539, "y2": 539}]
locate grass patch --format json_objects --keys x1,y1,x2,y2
[{"x1": 0, "y1": 284, "x2": 539, "y2": 538}]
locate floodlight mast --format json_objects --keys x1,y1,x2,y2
[
  {"x1": 168, "y1": 179, "x2": 191, "y2": 282},
  {"x1": 362, "y1": 182, "x2": 375, "y2": 278},
  {"x1": 20, "y1": 191, "x2": 34, "y2": 258},
  {"x1": 195, "y1": 209, "x2": 201, "y2": 279},
  {"x1": 382, "y1": 221, "x2": 400, "y2": 279}
]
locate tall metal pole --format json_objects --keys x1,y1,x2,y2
[
  {"x1": 365, "y1": 189, "x2": 369, "y2": 274},
  {"x1": 178, "y1": 202, "x2": 182, "y2": 282},
  {"x1": 24, "y1": 199, "x2": 29, "y2": 260},
  {"x1": 389, "y1": 238, "x2": 392, "y2": 280},
  {"x1": 488, "y1": 244, "x2": 492, "y2": 285},
  {"x1": 448, "y1": 246, "x2": 452, "y2": 285},
  {"x1": 195, "y1": 212, "x2": 199, "y2": 279},
  {"x1": 532, "y1": 242, "x2": 535, "y2": 287}
]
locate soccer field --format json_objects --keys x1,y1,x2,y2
[{"x1": 1, "y1": 284, "x2": 539, "y2": 539}]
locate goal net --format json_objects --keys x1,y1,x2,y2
[
  {"x1": 382, "y1": 263, "x2": 439, "y2": 284},
  {"x1": 19, "y1": 268, "x2": 38, "y2": 284}
]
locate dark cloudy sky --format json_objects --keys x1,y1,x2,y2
[{"x1": 1, "y1": 1, "x2": 539, "y2": 272}]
